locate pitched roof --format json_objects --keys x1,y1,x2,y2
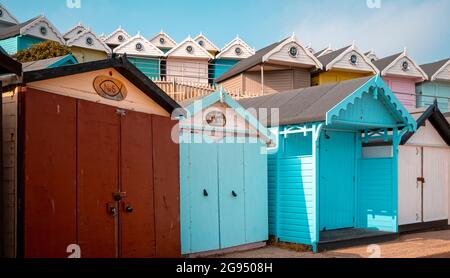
[
  {"x1": 373, "y1": 50, "x2": 427, "y2": 80},
  {"x1": 63, "y1": 23, "x2": 87, "y2": 40},
  {"x1": 401, "y1": 101, "x2": 450, "y2": 145},
  {"x1": 149, "y1": 30, "x2": 177, "y2": 49},
  {"x1": 215, "y1": 36, "x2": 255, "y2": 60},
  {"x1": 0, "y1": 15, "x2": 64, "y2": 43},
  {"x1": 113, "y1": 33, "x2": 164, "y2": 57},
  {"x1": 317, "y1": 45, "x2": 350, "y2": 67},
  {"x1": 194, "y1": 33, "x2": 219, "y2": 52},
  {"x1": 0, "y1": 3, "x2": 19, "y2": 25},
  {"x1": 373, "y1": 52, "x2": 401, "y2": 72},
  {"x1": 66, "y1": 29, "x2": 112, "y2": 53},
  {"x1": 238, "y1": 76, "x2": 374, "y2": 126},
  {"x1": 103, "y1": 27, "x2": 131, "y2": 46},
  {"x1": 22, "y1": 54, "x2": 77, "y2": 71},
  {"x1": 420, "y1": 58, "x2": 450, "y2": 81},
  {"x1": 215, "y1": 36, "x2": 322, "y2": 83},
  {"x1": 22, "y1": 56, "x2": 182, "y2": 114},
  {"x1": 314, "y1": 46, "x2": 334, "y2": 57},
  {"x1": 165, "y1": 36, "x2": 214, "y2": 59},
  {"x1": 0, "y1": 49, "x2": 21, "y2": 75}
]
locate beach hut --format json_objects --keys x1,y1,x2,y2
[
  {"x1": 417, "y1": 58, "x2": 450, "y2": 112},
  {"x1": 102, "y1": 26, "x2": 131, "y2": 50},
  {"x1": 21, "y1": 54, "x2": 78, "y2": 71},
  {"x1": 213, "y1": 36, "x2": 255, "y2": 80},
  {"x1": 149, "y1": 30, "x2": 177, "y2": 54},
  {"x1": 114, "y1": 33, "x2": 164, "y2": 79},
  {"x1": 194, "y1": 33, "x2": 219, "y2": 56},
  {"x1": 373, "y1": 49, "x2": 428, "y2": 111},
  {"x1": 1, "y1": 56, "x2": 183, "y2": 258},
  {"x1": 216, "y1": 35, "x2": 322, "y2": 97},
  {"x1": 314, "y1": 45, "x2": 334, "y2": 58},
  {"x1": 66, "y1": 29, "x2": 111, "y2": 63},
  {"x1": 0, "y1": 3, "x2": 19, "y2": 29},
  {"x1": 179, "y1": 90, "x2": 273, "y2": 256},
  {"x1": 365, "y1": 50, "x2": 379, "y2": 62},
  {"x1": 63, "y1": 22, "x2": 87, "y2": 41},
  {"x1": 165, "y1": 36, "x2": 214, "y2": 84},
  {"x1": 239, "y1": 75, "x2": 416, "y2": 252},
  {"x1": 398, "y1": 103, "x2": 450, "y2": 232},
  {"x1": 312, "y1": 42, "x2": 379, "y2": 86},
  {"x1": 0, "y1": 16, "x2": 65, "y2": 55}
]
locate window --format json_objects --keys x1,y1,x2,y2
[
  {"x1": 402, "y1": 61, "x2": 409, "y2": 71},
  {"x1": 350, "y1": 54, "x2": 358, "y2": 65},
  {"x1": 186, "y1": 45, "x2": 193, "y2": 53},
  {"x1": 135, "y1": 42, "x2": 143, "y2": 51},
  {"x1": 289, "y1": 46, "x2": 298, "y2": 57},
  {"x1": 40, "y1": 26, "x2": 48, "y2": 36},
  {"x1": 235, "y1": 47, "x2": 242, "y2": 55},
  {"x1": 86, "y1": 37, "x2": 94, "y2": 46},
  {"x1": 118, "y1": 35, "x2": 124, "y2": 42},
  {"x1": 198, "y1": 40, "x2": 204, "y2": 47},
  {"x1": 159, "y1": 37, "x2": 165, "y2": 45},
  {"x1": 0, "y1": 9, "x2": 3, "y2": 17},
  {"x1": 205, "y1": 111, "x2": 226, "y2": 127},
  {"x1": 362, "y1": 145, "x2": 393, "y2": 158}
]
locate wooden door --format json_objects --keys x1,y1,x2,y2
[
  {"x1": 77, "y1": 100, "x2": 120, "y2": 258},
  {"x1": 23, "y1": 90, "x2": 77, "y2": 258},
  {"x1": 185, "y1": 138, "x2": 220, "y2": 254},
  {"x1": 119, "y1": 110, "x2": 156, "y2": 258},
  {"x1": 218, "y1": 143, "x2": 245, "y2": 249},
  {"x1": 398, "y1": 146, "x2": 422, "y2": 225},
  {"x1": 319, "y1": 131, "x2": 356, "y2": 231},
  {"x1": 152, "y1": 115, "x2": 180, "y2": 257},
  {"x1": 423, "y1": 147, "x2": 450, "y2": 222}
]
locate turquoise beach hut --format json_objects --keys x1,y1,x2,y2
[
  {"x1": 179, "y1": 90, "x2": 273, "y2": 256},
  {"x1": 239, "y1": 75, "x2": 417, "y2": 252}
]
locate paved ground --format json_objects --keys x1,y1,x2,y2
[{"x1": 218, "y1": 230, "x2": 450, "y2": 258}]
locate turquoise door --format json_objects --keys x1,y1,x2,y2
[
  {"x1": 319, "y1": 131, "x2": 356, "y2": 231},
  {"x1": 218, "y1": 143, "x2": 246, "y2": 249},
  {"x1": 181, "y1": 138, "x2": 220, "y2": 254}
]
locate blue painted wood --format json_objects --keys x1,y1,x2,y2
[
  {"x1": 17, "y1": 35, "x2": 45, "y2": 52},
  {"x1": 48, "y1": 54, "x2": 78, "y2": 68},
  {"x1": 319, "y1": 131, "x2": 356, "y2": 231},
  {"x1": 243, "y1": 141, "x2": 268, "y2": 243},
  {"x1": 127, "y1": 57, "x2": 161, "y2": 79},
  {"x1": 416, "y1": 81, "x2": 450, "y2": 112},
  {"x1": 213, "y1": 59, "x2": 239, "y2": 80},
  {"x1": 218, "y1": 142, "x2": 246, "y2": 249},
  {"x1": 0, "y1": 36, "x2": 18, "y2": 55}
]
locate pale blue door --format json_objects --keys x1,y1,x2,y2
[
  {"x1": 184, "y1": 139, "x2": 220, "y2": 254},
  {"x1": 319, "y1": 131, "x2": 356, "y2": 231},
  {"x1": 218, "y1": 143, "x2": 246, "y2": 249}
]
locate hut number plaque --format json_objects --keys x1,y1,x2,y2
[
  {"x1": 93, "y1": 76, "x2": 128, "y2": 101},
  {"x1": 205, "y1": 111, "x2": 227, "y2": 127}
]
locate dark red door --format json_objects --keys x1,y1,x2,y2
[
  {"x1": 152, "y1": 115, "x2": 180, "y2": 258},
  {"x1": 77, "y1": 100, "x2": 119, "y2": 258},
  {"x1": 120, "y1": 110, "x2": 156, "y2": 258},
  {"x1": 23, "y1": 89, "x2": 77, "y2": 258}
]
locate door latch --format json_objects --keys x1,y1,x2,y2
[
  {"x1": 203, "y1": 189, "x2": 208, "y2": 197},
  {"x1": 232, "y1": 191, "x2": 238, "y2": 198},
  {"x1": 417, "y1": 177, "x2": 425, "y2": 184},
  {"x1": 113, "y1": 192, "x2": 127, "y2": 202},
  {"x1": 107, "y1": 203, "x2": 118, "y2": 216},
  {"x1": 124, "y1": 203, "x2": 134, "y2": 213}
]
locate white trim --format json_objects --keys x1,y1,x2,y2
[
  {"x1": 193, "y1": 33, "x2": 219, "y2": 52},
  {"x1": 365, "y1": 50, "x2": 378, "y2": 61},
  {"x1": 20, "y1": 16, "x2": 65, "y2": 44},
  {"x1": 261, "y1": 35, "x2": 323, "y2": 69},
  {"x1": 165, "y1": 36, "x2": 214, "y2": 59},
  {"x1": 113, "y1": 33, "x2": 164, "y2": 57},
  {"x1": 380, "y1": 49, "x2": 428, "y2": 81},
  {"x1": 325, "y1": 43, "x2": 379, "y2": 74},
  {"x1": 103, "y1": 26, "x2": 131, "y2": 44},
  {"x1": 66, "y1": 29, "x2": 112, "y2": 54},
  {"x1": 431, "y1": 59, "x2": 450, "y2": 81},
  {"x1": 316, "y1": 45, "x2": 334, "y2": 57},
  {"x1": 215, "y1": 36, "x2": 255, "y2": 59},
  {"x1": 0, "y1": 3, "x2": 19, "y2": 24},
  {"x1": 63, "y1": 22, "x2": 87, "y2": 40},
  {"x1": 149, "y1": 30, "x2": 177, "y2": 47}
]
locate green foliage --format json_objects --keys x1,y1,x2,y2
[{"x1": 13, "y1": 41, "x2": 72, "y2": 63}]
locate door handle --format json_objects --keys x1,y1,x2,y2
[
  {"x1": 232, "y1": 191, "x2": 238, "y2": 198},
  {"x1": 203, "y1": 189, "x2": 208, "y2": 197},
  {"x1": 124, "y1": 203, "x2": 134, "y2": 213}
]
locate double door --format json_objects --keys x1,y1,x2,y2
[
  {"x1": 399, "y1": 146, "x2": 450, "y2": 225},
  {"x1": 23, "y1": 91, "x2": 180, "y2": 258}
]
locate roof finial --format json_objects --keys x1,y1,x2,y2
[
  {"x1": 352, "y1": 40, "x2": 356, "y2": 48},
  {"x1": 137, "y1": 31, "x2": 141, "y2": 36},
  {"x1": 291, "y1": 32, "x2": 296, "y2": 38},
  {"x1": 236, "y1": 34, "x2": 240, "y2": 39},
  {"x1": 403, "y1": 47, "x2": 407, "y2": 55}
]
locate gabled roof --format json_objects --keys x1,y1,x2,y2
[
  {"x1": 216, "y1": 36, "x2": 255, "y2": 60},
  {"x1": 23, "y1": 56, "x2": 182, "y2": 114},
  {"x1": 401, "y1": 101, "x2": 450, "y2": 145},
  {"x1": 0, "y1": 3, "x2": 19, "y2": 26},
  {"x1": 165, "y1": 36, "x2": 214, "y2": 59},
  {"x1": 317, "y1": 43, "x2": 379, "y2": 73},
  {"x1": 103, "y1": 27, "x2": 131, "y2": 46},
  {"x1": 0, "y1": 49, "x2": 21, "y2": 75},
  {"x1": 239, "y1": 75, "x2": 415, "y2": 130},
  {"x1": 373, "y1": 49, "x2": 427, "y2": 81},
  {"x1": 365, "y1": 50, "x2": 378, "y2": 61},
  {"x1": 149, "y1": 30, "x2": 177, "y2": 49},
  {"x1": 63, "y1": 23, "x2": 87, "y2": 41},
  {"x1": 420, "y1": 58, "x2": 450, "y2": 82},
  {"x1": 0, "y1": 15, "x2": 64, "y2": 43},
  {"x1": 194, "y1": 33, "x2": 219, "y2": 52},
  {"x1": 180, "y1": 89, "x2": 273, "y2": 144},
  {"x1": 113, "y1": 33, "x2": 164, "y2": 57},
  {"x1": 215, "y1": 35, "x2": 322, "y2": 83},
  {"x1": 66, "y1": 29, "x2": 111, "y2": 53},
  {"x1": 22, "y1": 54, "x2": 77, "y2": 72},
  {"x1": 315, "y1": 45, "x2": 334, "y2": 57}
]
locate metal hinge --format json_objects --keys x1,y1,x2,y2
[{"x1": 116, "y1": 108, "x2": 126, "y2": 116}]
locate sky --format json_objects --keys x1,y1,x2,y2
[{"x1": 2, "y1": 0, "x2": 450, "y2": 64}]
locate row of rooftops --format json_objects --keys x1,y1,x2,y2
[{"x1": 0, "y1": 3, "x2": 449, "y2": 84}]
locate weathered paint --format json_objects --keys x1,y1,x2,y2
[
  {"x1": 312, "y1": 70, "x2": 373, "y2": 86},
  {"x1": 417, "y1": 81, "x2": 450, "y2": 112}
]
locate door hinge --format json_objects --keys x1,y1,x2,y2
[{"x1": 116, "y1": 108, "x2": 126, "y2": 116}]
